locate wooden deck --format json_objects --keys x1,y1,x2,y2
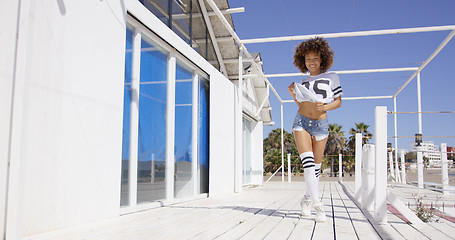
[{"x1": 26, "y1": 181, "x2": 455, "y2": 240}]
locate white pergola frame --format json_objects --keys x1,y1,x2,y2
[
  {"x1": 204, "y1": 0, "x2": 455, "y2": 180},
  {"x1": 259, "y1": 27, "x2": 455, "y2": 178}
]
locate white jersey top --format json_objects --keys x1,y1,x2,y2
[{"x1": 293, "y1": 71, "x2": 343, "y2": 104}]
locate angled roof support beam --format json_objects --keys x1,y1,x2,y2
[
  {"x1": 172, "y1": 7, "x2": 245, "y2": 20},
  {"x1": 241, "y1": 25, "x2": 455, "y2": 44},
  {"x1": 195, "y1": 36, "x2": 233, "y2": 43},
  {"x1": 393, "y1": 30, "x2": 455, "y2": 98},
  {"x1": 204, "y1": 0, "x2": 283, "y2": 103},
  {"x1": 197, "y1": 0, "x2": 228, "y2": 77},
  {"x1": 209, "y1": 57, "x2": 255, "y2": 64}
]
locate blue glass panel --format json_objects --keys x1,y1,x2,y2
[
  {"x1": 198, "y1": 77, "x2": 209, "y2": 193},
  {"x1": 137, "y1": 37, "x2": 168, "y2": 203},
  {"x1": 121, "y1": 27, "x2": 133, "y2": 206},
  {"x1": 174, "y1": 64, "x2": 193, "y2": 198}
]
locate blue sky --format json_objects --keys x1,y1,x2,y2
[{"x1": 229, "y1": 0, "x2": 455, "y2": 151}]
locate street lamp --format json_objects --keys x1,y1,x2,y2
[{"x1": 415, "y1": 133, "x2": 422, "y2": 146}]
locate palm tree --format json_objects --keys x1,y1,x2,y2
[
  {"x1": 325, "y1": 123, "x2": 346, "y2": 155},
  {"x1": 324, "y1": 124, "x2": 346, "y2": 176},
  {"x1": 347, "y1": 122, "x2": 373, "y2": 154},
  {"x1": 263, "y1": 128, "x2": 299, "y2": 172}
]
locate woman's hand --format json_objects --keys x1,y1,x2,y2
[
  {"x1": 287, "y1": 82, "x2": 295, "y2": 96},
  {"x1": 315, "y1": 102, "x2": 326, "y2": 112}
]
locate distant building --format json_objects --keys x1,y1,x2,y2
[{"x1": 413, "y1": 141, "x2": 441, "y2": 166}]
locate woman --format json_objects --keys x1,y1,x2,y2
[{"x1": 288, "y1": 37, "x2": 342, "y2": 222}]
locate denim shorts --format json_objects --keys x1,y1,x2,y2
[{"x1": 292, "y1": 113, "x2": 329, "y2": 141}]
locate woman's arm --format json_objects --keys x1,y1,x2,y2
[
  {"x1": 316, "y1": 96, "x2": 342, "y2": 112},
  {"x1": 288, "y1": 82, "x2": 301, "y2": 107}
]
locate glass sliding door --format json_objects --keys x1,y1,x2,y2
[
  {"x1": 174, "y1": 62, "x2": 193, "y2": 198},
  {"x1": 242, "y1": 118, "x2": 252, "y2": 185},
  {"x1": 120, "y1": 26, "x2": 134, "y2": 206},
  {"x1": 136, "y1": 35, "x2": 168, "y2": 204},
  {"x1": 198, "y1": 77, "x2": 209, "y2": 194},
  {"x1": 122, "y1": 16, "x2": 211, "y2": 209}
]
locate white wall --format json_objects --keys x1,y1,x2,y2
[
  {"x1": 209, "y1": 74, "x2": 236, "y2": 196},
  {"x1": 251, "y1": 121, "x2": 264, "y2": 185},
  {"x1": 0, "y1": 0, "x2": 20, "y2": 237},
  {"x1": 3, "y1": 0, "x2": 255, "y2": 236},
  {"x1": 250, "y1": 121, "x2": 264, "y2": 185},
  {"x1": 8, "y1": 0, "x2": 126, "y2": 236}
]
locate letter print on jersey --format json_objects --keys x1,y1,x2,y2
[
  {"x1": 312, "y1": 80, "x2": 330, "y2": 98},
  {"x1": 293, "y1": 72, "x2": 342, "y2": 104}
]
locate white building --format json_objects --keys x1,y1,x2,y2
[
  {"x1": 1, "y1": 0, "x2": 272, "y2": 238},
  {"x1": 413, "y1": 141, "x2": 442, "y2": 167}
]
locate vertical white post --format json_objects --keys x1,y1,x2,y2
[
  {"x1": 441, "y1": 143, "x2": 449, "y2": 195},
  {"x1": 388, "y1": 151, "x2": 395, "y2": 181},
  {"x1": 417, "y1": 151, "x2": 424, "y2": 189},
  {"x1": 355, "y1": 133, "x2": 362, "y2": 202},
  {"x1": 362, "y1": 144, "x2": 375, "y2": 211},
  {"x1": 235, "y1": 49, "x2": 243, "y2": 192},
  {"x1": 166, "y1": 54, "x2": 176, "y2": 200},
  {"x1": 281, "y1": 103, "x2": 284, "y2": 182},
  {"x1": 393, "y1": 97, "x2": 400, "y2": 180},
  {"x1": 151, "y1": 154, "x2": 155, "y2": 183},
  {"x1": 417, "y1": 73, "x2": 423, "y2": 134},
  {"x1": 394, "y1": 150, "x2": 401, "y2": 183},
  {"x1": 401, "y1": 151, "x2": 406, "y2": 184},
  {"x1": 128, "y1": 28, "x2": 142, "y2": 207},
  {"x1": 339, "y1": 154, "x2": 343, "y2": 182},
  {"x1": 287, "y1": 153, "x2": 291, "y2": 182},
  {"x1": 375, "y1": 106, "x2": 387, "y2": 224},
  {"x1": 192, "y1": 73, "x2": 199, "y2": 195},
  {"x1": 416, "y1": 72, "x2": 423, "y2": 189}
]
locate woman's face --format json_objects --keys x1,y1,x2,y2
[{"x1": 305, "y1": 51, "x2": 322, "y2": 75}]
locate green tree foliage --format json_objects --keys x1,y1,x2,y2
[
  {"x1": 405, "y1": 151, "x2": 417, "y2": 162},
  {"x1": 263, "y1": 129, "x2": 299, "y2": 173},
  {"x1": 324, "y1": 124, "x2": 346, "y2": 175},
  {"x1": 346, "y1": 122, "x2": 373, "y2": 154},
  {"x1": 325, "y1": 123, "x2": 346, "y2": 156}
]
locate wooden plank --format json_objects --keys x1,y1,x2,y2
[
  {"x1": 262, "y1": 195, "x2": 301, "y2": 240},
  {"x1": 28, "y1": 181, "x2": 455, "y2": 240},
  {"x1": 387, "y1": 212, "x2": 429, "y2": 239},
  {"x1": 311, "y1": 181, "x2": 336, "y2": 239},
  {"x1": 331, "y1": 182, "x2": 359, "y2": 239},
  {"x1": 211, "y1": 191, "x2": 300, "y2": 240},
  {"x1": 172, "y1": 190, "x2": 283, "y2": 239},
  {"x1": 237, "y1": 188, "x2": 303, "y2": 240},
  {"x1": 339, "y1": 181, "x2": 407, "y2": 240},
  {"x1": 333, "y1": 183, "x2": 381, "y2": 240},
  {"x1": 428, "y1": 222, "x2": 455, "y2": 239}
]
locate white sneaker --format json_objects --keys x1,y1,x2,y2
[
  {"x1": 313, "y1": 202, "x2": 327, "y2": 222},
  {"x1": 300, "y1": 195, "x2": 312, "y2": 217}
]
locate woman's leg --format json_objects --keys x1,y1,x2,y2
[
  {"x1": 311, "y1": 136, "x2": 328, "y2": 222},
  {"x1": 312, "y1": 136, "x2": 328, "y2": 182},
  {"x1": 312, "y1": 137, "x2": 328, "y2": 164},
  {"x1": 293, "y1": 130, "x2": 319, "y2": 203}
]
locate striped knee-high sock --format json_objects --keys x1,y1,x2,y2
[
  {"x1": 315, "y1": 163, "x2": 322, "y2": 180},
  {"x1": 307, "y1": 163, "x2": 322, "y2": 198},
  {"x1": 301, "y1": 152, "x2": 319, "y2": 203}
]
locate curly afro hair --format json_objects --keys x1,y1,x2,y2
[{"x1": 293, "y1": 37, "x2": 334, "y2": 74}]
